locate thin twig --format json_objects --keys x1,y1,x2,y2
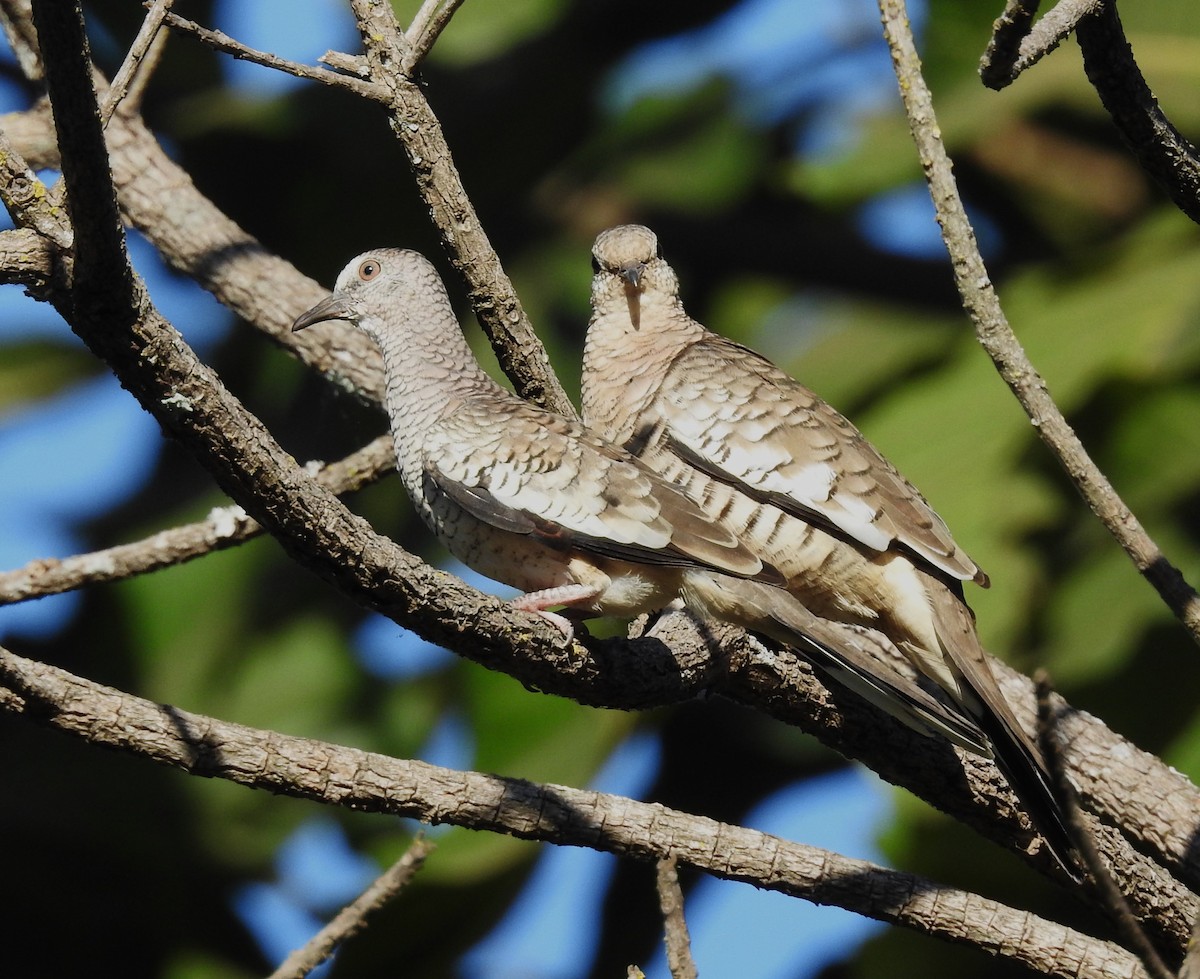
[
  {"x1": 267, "y1": 835, "x2": 436, "y2": 979},
  {"x1": 0, "y1": 436, "x2": 395, "y2": 606},
  {"x1": 0, "y1": 0, "x2": 41, "y2": 81},
  {"x1": 161, "y1": 10, "x2": 387, "y2": 103},
  {"x1": 1035, "y1": 672, "x2": 1175, "y2": 979},
  {"x1": 656, "y1": 857, "x2": 698, "y2": 979},
  {"x1": 878, "y1": 0, "x2": 1200, "y2": 646},
  {"x1": 979, "y1": 0, "x2": 1101, "y2": 90},
  {"x1": 0, "y1": 644, "x2": 1152, "y2": 979},
  {"x1": 402, "y1": 0, "x2": 466, "y2": 74},
  {"x1": 99, "y1": 0, "x2": 173, "y2": 124},
  {"x1": 122, "y1": 14, "x2": 169, "y2": 113}
]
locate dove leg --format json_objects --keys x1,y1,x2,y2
[{"x1": 510, "y1": 583, "x2": 603, "y2": 641}]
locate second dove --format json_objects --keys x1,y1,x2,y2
[{"x1": 583, "y1": 223, "x2": 1078, "y2": 878}]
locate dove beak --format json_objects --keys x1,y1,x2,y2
[
  {"x1": 292, "y1": 292, "x2": 354, "y2": 332},
  {"x1": 618, "y1": 262, "x2": 645, "y2": 290}
]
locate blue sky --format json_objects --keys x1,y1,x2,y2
[{"x1": 0, "y1": 0, "x2": 940, "y2": 975}]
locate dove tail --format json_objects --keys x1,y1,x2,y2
[
  {"x1": 967, "y1": 684, "x2": 1082, "y2": 881},
  {"x1": 926, "y1": 582, "x2": 1082, "y2": 882},
  {"x1": 681, "y1": 572, "x2": 989, "y2": 754}
]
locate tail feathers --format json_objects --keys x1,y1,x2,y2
[
  {"x1": 969, "y1": 689, "x2": 1082, "y2": 882},
  {"x1": 926, "y1": 577, "x2": 1083, "y2": 881},
  {"x1": 684, "y1": 572, "x2": 989, "y2": 754}
]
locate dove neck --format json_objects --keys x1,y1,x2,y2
[
  {"x1": 367, "y1": 312, "x2": 499, "y2": 422},
  {"x1": 583, "y1": 294, "x2": 702, "y2": 444}
]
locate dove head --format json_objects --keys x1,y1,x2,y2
[
  {"x1": 292, "y1": 248, "x2": 457, "y2": 347},
  {"x1": 591, "y1": 224, "x2": 681, "y2": 303},
  {"x1": 293, "y1": 247, "x2": 493, "y2": 414}
]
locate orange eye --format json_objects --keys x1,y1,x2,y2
[{"x1": 358, "y1": 259, "x2": 381, "y2": 281}]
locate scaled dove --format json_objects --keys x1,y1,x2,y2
[
  {"x1": 583, "y1": 224, "x2": 1078, "y2": 878},
  {"x1": 293, "y1": 248, "x2": 987, "y2": 751}
]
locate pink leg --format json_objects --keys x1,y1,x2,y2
[{"x1": 510, "y1": 583, "x2": 601, "y2": 642}]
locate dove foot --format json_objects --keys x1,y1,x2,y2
[{"x1": 510, "y1": 584, "x2": 602, "y2": 642}]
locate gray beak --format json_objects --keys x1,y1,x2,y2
[
  {"x1": 293, "y1": 292, "x2": 354, "y2": 332},
  {"x1": 619, "y1": 262, "x2": 644, "y2": 289}
]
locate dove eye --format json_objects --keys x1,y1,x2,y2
[
  {"x1": 590, "y1": 255, "x2": 601, "y2": 274},
  {"x1": 358, "y1": 259, "x2": 381, "y2": 281}
]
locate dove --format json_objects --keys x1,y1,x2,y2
[
  {"x1": 292, "y1": 248, "x2": 989, "y2": 754},
  {"x1": 582, "y1": 224, "x2": 1079, "y2": 878}
]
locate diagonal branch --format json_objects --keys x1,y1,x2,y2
[
  {"x1": 0, "y1": 436, "x2": 395, "y2": 606},
  {"x1": 0, "y1": 644, "x2": 1150, "y2": 979},
  {"x1": 268, "y1": 835, "x2": 436, "y2": 979},
  {"x1": 402, "y1": 0, "x2": 465, "y2": 74},
  {"x1": 347, "y1": 0, "x2": 574, "y2": 416},
  {"x1": 879, "y1": 0, "x2": 1200, "y2": 646}
]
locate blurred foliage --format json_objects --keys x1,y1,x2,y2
[{"x1": 3, "y1": 0, "x2": 1200, "y2": 977}]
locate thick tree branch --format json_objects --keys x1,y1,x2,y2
[
  {"x1": 0, "y1": 226, "x2": 55, "y2": 286},
  {"x1": 30, "y1": 0, "x2": 130, "y2": 314},
  {"x1": 879, "y1": 0, "x2": 1200, "y2": 646},
  {"x1": 0, "y1": 645, "x2": 1149, "y2": 979}
]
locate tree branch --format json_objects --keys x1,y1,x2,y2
[
  {"x1": 0, "y1": 436, "x2": 394, "y2": 606},
  {"x1": 1036, "y1": 672, "x2": 1176, "y2": 979},
  {"x1": 268, "y1": 835, "x2": 435, "y2": 979},
  {"x1": 30, "y1": 0, "x2": 131, "y2": 313},
  {"x1": 0, "y1": 225, "x2": 55, "y2": 286},
  {"x1": 161, "y1": 10, "x2": 387, "y2": 103},
  {"x1": 979, "y1": 0, "x2": 1102, "y2": 90},
  {"x1": 0, "y1": 644, "x2": 1150, "y2": 979},
  {"x1": 656, "y1": 857, "x2": 697, "y2": 979},
  {"x1": 1075, "y1": 0, "x2": 1200, "y2": 225},
  {"x1": 402, "y1": 0, "x2": 465, "y2": 74},
  {"x1": 879, "y1": 0, "x2": 1200, "y2": 646},
  {"x1": 0, "y1": 123, "x2": 71, "y2": 248},
  {"x1": 347, "y1": 0, "x2": 574, "y2": 416}
]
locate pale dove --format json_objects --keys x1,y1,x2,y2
[
  {"x1": 292, "y1": 248, "x2": 988, "y2": 753},
  {"x1": 582, "y1": 224, "x2": 1078, "y2": 878}
]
